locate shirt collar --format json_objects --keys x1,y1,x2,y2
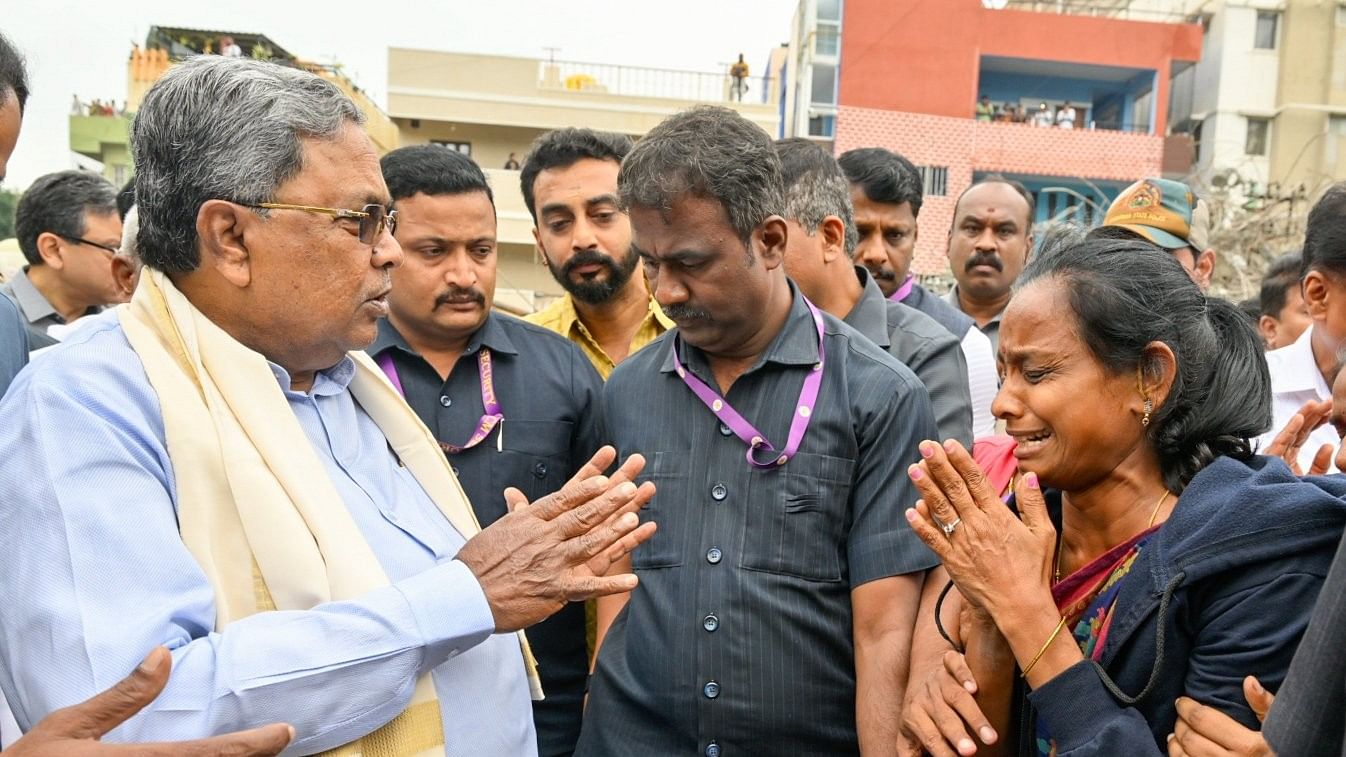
[
  {"x1": 844, "y1": 267, "x2": 893, "y2": 348},
  {"x1": 268, "y1": 354, "x2": 357, "y2": 397},
  {"x1": 660, "y1": 282, "x2": 821, "y2": 374},
  {"x1": 557, "y1": 292, "x2": 675, "y2": 336},
  {"x1": 368, "y1": 313, "x2": 519, "y2": 360},
  {"x1": 7, "y1": 267, "x2": 63, "y2": 325},
  {"x1": 1271, "y1": 325, "x2": 1328, "y2": 396},
  {"x1": 944, "y1": 284, "x2": 1005, "y2": 325}
]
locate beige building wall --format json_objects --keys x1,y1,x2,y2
[
  {"x1": 388, "y1": 49, "x2": 778, "y2": 139},
  {"x1": 397, "y1": 121, "x2": 557, "y2": 174},
  {"x1": 389, "y1": 47, "x2": 781, "y2": 306},
  {"x1": 1268, "y1": 0, "x2": 1344, "y2": 191}
]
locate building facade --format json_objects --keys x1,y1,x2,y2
[
  {"x1": 386, "y1": 47, "x2": 781, "y2": 309},
  {"x1": 787, "y1": 0, "x2": 1203, "y2": 276},
  {"x1": 69, "y1": 27, "x2": 396, "y2": 187}
]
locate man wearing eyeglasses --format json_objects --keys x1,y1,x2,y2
[
  {"x1": 1, "y1": 170, "x2": 124, "y2": 349},
  {"x1": 0, "y1": 56, "x2": 654, "y2": 756}
]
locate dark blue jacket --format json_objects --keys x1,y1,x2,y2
[{"x1": 1015, "y1": 456, "x2": 1346, "y2": 756}]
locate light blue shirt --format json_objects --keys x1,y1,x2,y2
[{"x1": 0, "y1": 312, "x2": 537, "y2": 755}]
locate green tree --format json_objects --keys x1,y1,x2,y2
[{"x1": 0, "y1": 189, "x2": 18, "y2": 240}]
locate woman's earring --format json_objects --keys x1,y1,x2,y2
[{"x1": 1142, "y1": 398, "x2": 1153, "y2": 428}]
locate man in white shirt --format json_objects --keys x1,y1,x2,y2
[
  {"x1": 1260, "y1": 326, "x2": 1339, "y2": 471},
  {"x1": 1055, "y1": 102, "x2": 1077, "y2": 129},
  {"x1": 1256, "y1": 182, "x2": 1346, "y2": 472}
]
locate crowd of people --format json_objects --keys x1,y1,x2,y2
[
  {"x1": 976, "y1": 96, "x2": 1080, "y2": 130},
  {"x1": 0, "y1": 27, "x2": 1343, "y2": 757}
]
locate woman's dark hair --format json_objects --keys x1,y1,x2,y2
[{"x1": 1019, "y1": 238, "x2": 1271, "y2": 492}]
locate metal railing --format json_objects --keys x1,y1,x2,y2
[
  {"x1": 538, "y1": 59, "x2": 776, "y2": 105},
  {"x1": 1002, "y1": 0, "x2": 1197, "y2": 23}
]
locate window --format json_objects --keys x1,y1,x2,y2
[
  {"x1": 815, "y1": 24, "x2": 840, "y2": 56},
  {"x1": 1337, "y1": 3, "x2": 1346, "y2": 26},
  {"x1": 810, "y1": 63, "x2": 837, "y2": 105},
  {"x1": 431, "y1": 140, "x2": 472, "y2": 156},
  {"x1": 1327, "y1": 115, "x2": 1346, "y2": 167},
  {"x1": 807, "y1": 113, "x2": 836, "y2": 138},
  {"x1": 817, "y1": 0, "x2": 842, "y2": 22},
  {"x1": 1245, "y1": 117, "x2": 1270, "y2": 156},
  {"x1": 919, "y1": 165, "x2": 949, "y2": 196},
  {"x1": 1254, "y1": 10, "x2": 1279, "y2": 50}
]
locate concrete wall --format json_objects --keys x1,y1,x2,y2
[
  {"x1": 387, "y1": 48, "x2": 780, "y2": 139},
  {"x1": 1269, "y1": 0, "x2": 1346, "y2": 191},
  {"x1": 397, "y1": 121, "x2": 553, "y2": 176}
]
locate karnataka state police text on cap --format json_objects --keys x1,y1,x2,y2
[{"x1": 1101, "y1": 177, "x2": 1210, "y2": 252}]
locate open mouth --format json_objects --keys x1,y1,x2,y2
[{"x1": 1010, "y1": 430, "x2": 1052, "y2": 455}]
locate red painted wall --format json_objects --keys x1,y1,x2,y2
[{"x1": 839, "y1": 0, "x2": 1203, "y2": 130}]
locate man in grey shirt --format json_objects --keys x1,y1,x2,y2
[
  {"x1": 0, "y1": 296, "x2": 25, "y2": 396},
  {"x1": 775, "y1": 138, "x2": 972, "y2": 447},
  {"x1": 578, "y1": 106, "x2": 938, "y2": 756},
  {"x1": 1, "y1": 170, "x2": 122, "y2": 349}
]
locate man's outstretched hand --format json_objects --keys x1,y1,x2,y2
[
  {"x1": 456, "y1": 446, "x2": 658, "y2": 632},
  {"x1": 8, "y1": 646, "x2": 293, "y2": 756}
]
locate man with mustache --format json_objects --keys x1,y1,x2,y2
[
  {"x1": 775, "y1": 138, "x2": 973, "y2": 447},
  {"x1": 839, "y1": 148, "x2": 998, "y2": 438},
  {"x1": 522, "y1": 128, "x2": 673, "y2": 379},
  {"x1": 577, "y1": 106, "x2": 939, "y2": 756},
  {"x1": 0, "y1": 58, "x2": 652, "y2": 756},
  {"x1": 943, "y1": 175, "x2": 1036, "y2": 353},
  {"x1": 368, "y1": 145, "x2": 606, "y2": 756}
]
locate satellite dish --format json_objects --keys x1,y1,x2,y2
[{"x1": 983, "y1": 0, "x2": 1010, "y2": 7}]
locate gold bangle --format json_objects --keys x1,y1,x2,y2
[{"x1": 1021, "y1": 615, "x2": 1069, "y2": 678}]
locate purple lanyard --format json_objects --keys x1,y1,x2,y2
[
  {"x1": 671, "y1": 299, "x2": 826, "y2": 469},
  {"x1": 376, "y1": 349, "x2": 503, "y2": 454},
  {"x1": 888, "y1": 274, "x2": 915, "y2": 302}
]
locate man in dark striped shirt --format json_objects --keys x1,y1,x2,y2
[
  {"x1": 367, "y1": 145, "x2": 606, "y2": 756},
  {"x1": 577, "y1": 106, "x2": 939, "y2": 756}
]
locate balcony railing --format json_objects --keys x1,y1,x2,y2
[
  {"x1": 538, "y1": 59, "x2": 776, "y2": 105},
  {"x1": 1002, "y1": 0, "x2": 1195, "y2": 23}
]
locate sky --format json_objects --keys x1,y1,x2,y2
[{"x1": 3, "y1": 0, "x2": 798, "y2": 188}]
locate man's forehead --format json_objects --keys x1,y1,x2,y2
[
  {"x1": 397, "y1": 192, "x2": 496, "y2": 235},
  {"x1": 956, "y1": 183, "x2": 1030, "y2": 222},
  {"x1": 629, "y1": 202, "x2": 730, "y2": 256},
  {"x1": 535, "y1": 159, "x2": 619, "y2": 199},
  {"x1": 852, "y1": 197, "x2": 914, "y2": 226},
  {"x1": 288, "y1": 127, "x2": 390, "y2": 205}
]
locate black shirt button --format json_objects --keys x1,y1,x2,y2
[
  {"x1": 706, "y1": 742, "x2": 721, "y2": 757},
  {"x1": 718, "y1": 423, "x2": 733, "y2": 437},
  {"x1": 438, "y1": 395, "x2": 452, "y2": 408},
  {"x1": 703, "y1": 614, "x2": 719, "y2": 632},
  {"x1": 711, "y1": 483, "x2": 727, "y2": 501},
  {"x1": 706, "y1": 547, "x2": 722, "y2": 564},
  {"x1": 703, "y1": 680, "x2": 720, "y2": 699},
  {"x1": 532, "y1": 461, "x2": 548, "y2": 478}
]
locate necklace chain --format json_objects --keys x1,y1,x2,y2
[{"x1": 1053, "y1": 490, "x2": 1172, "y2": 584}]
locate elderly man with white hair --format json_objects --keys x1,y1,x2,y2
[{"x1": 0, "y1": 56, "x2": 655, "y2": 755}]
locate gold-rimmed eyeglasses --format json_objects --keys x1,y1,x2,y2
[{"x1": 244, "y1": 202, "x2": 398, "y2": 245}]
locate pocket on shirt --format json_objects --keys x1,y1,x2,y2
[
  {"x1": 631, "y1": 450, "x2": 686, "y2": 569},
  {"x1": 740, "y1": 451, "x2": 854, "y2": 582},
  {"x1": 488, "y1": 419, "x2": 573, "y2": 504}
]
